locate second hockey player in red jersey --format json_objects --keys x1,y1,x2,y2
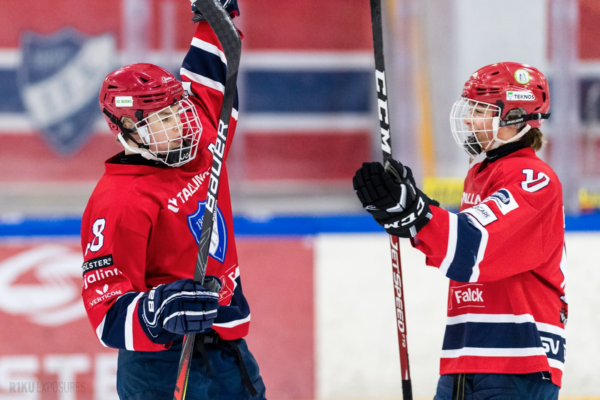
[
  {"x1": 354, "y1": 62, "x2": 566, "y2": 399},
  {"x1": 80, "y1": 1, "x2": 266, "y2": 399}
]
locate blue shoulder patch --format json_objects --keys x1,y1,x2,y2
[{"x1": 484, "y1": 188, "x2": 519, "y2": 215}]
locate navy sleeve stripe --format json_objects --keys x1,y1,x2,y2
[
  {"x1": 191, "y1": 37, "x2": 227, "y2": 65},
  {"x1": 442, "y1": 213, "x2": 489, "y2": 283},
  {"x1": 124, "y1": 292, "x2": 144, "y2": 351},
  {"x1": 230, "y1": 92, "x2": 239, "y2": 121},
  {"x1": 100, "y1": 292, "x2": 139, "y2": 349},
  {"x1": 182, "y1": 45, "x2": 226, "y2": 89}
]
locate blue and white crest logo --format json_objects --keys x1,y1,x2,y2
[
  {"x1": 18, "y1": 28, "x2": 115, "y2": 155},
  {"x1": 489, "y1": 189, "x2": 511, "y2": 205},
  {"x1": 187, "y1": 201, "x2": 228, "y2": 263},
  {"x1": 484, "y1": 188, "x2": 519, "y2": 215}
]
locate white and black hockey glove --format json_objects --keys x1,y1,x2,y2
[
  {"x1": 353, "y1": 159, "x2": 438, "y2": 238},
  {"x1": 138, "y1": 277, "x2": 221, "y2": 344}
]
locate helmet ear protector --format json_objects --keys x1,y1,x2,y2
[
  {"x1": 495, "y1": 100, "x2": 551, "y2": 128},
  {"x1": 102, "y1": 108, "x2": 150, "y2": 150}
]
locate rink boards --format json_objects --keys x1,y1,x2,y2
[{"x1": 0, "y1": 229, "x2": 599, "y2": 399}]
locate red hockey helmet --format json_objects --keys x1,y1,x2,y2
[
  {"x1": 99, "y1": 63, "x2": 201, "y2": 167},
  {"x1": 100, "y1": 63, "x2": 185, "y2": 133},
  {"x1": 450, "y1": 62, "x2": 551, "y2": 156},
  {"x1": 463, "y1": 62, "x2": 550, "y2": 127}
]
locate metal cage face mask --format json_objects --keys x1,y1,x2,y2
[
  {"x1": 119, "y1": 97, "x2": 202, "y2": 167},
  {"x1": 449, "y1": 98, "x2": 501, "y2": 157}
]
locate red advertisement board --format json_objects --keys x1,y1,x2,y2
[{"x1": 0, "y1": 238, "x2": 314, "y2": 399}]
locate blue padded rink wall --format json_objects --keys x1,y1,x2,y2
[{"x1": 1, "y1": 212, "x2": 600, "y2": 237}]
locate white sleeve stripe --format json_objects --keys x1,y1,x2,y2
[
  {"x1": 465, "y1": 214, "x2": 489, "y2": 283},
  {"x1": 447, "y1": 313, "x2": 536, "y2": 325},
  {"x1": 213, "y1": 313, "x2": 251, "y2": 328},
  {"x1": 191, "y1": 37, "x2": 227, "y2": 66},
  {"x1": 125, "y1": 293, "x2": 144, "y2": 351},
  {"x1": 441, "y1": 346, "x2": 546, "y2": 358},
  {"x1": 232, "y1": 108, "x2": 238, "y2": 121},
  {"x1": 536, "y1": 322, "x2": 566, "y2": 338},
  {"x1": 96, "y1": 315, "x2": 108, "y2": 348},
  {"x1": 439, "y1": 212, "x2": 458, "y2": 277},
  {"x1": 180, "y1": 67, "x2": 225, "y2": 94}
]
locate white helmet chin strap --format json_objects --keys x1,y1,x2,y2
[
  {"x1": 117, "y1": 133, "x2": 159, "y2": 161},
  {"x1": 488, "y1": 117, "x2": 532, "y2": 151}
]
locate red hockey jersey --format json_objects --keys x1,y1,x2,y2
[
  {"x1": 412, "y1": 147, "x2": 567, "y2": 387},
  {"x1": 80, "y1": 21, "x2": 248, "y2": 352}
]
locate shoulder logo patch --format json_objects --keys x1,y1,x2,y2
[
  {"x1": 187, "y1": 201, "x2": 228, "y2": 263},
  {"x1": 483, "y1": 188, "x2": 519, "y2": 215},
  {"x1": 521, "y1": 169, "x2": 550, "y2": 193},
  {"x1": 462, "y1": 203, "x2": 498, "y2": 226}
]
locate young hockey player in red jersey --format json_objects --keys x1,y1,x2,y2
[
  {"x1": 354, "y1": 62, "x2": 566, "y2": 399},
  {"x1": 80, "y1": 1, "x2": 266, "y2": 399}
]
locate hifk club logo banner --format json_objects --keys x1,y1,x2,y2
[
  {"x1": 17, "y1": 28, "x2": 115, "y2": 155},
  {"x1": 187, "y1": 201, "x2": 228, "y2": 263}
]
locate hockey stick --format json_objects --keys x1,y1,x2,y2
[
  {"x1": 369, "y1": 0, "x2": 413, "y2": 399},
  {"x1": 173, "y1": 2, "x2": 242, "y2": 399}
]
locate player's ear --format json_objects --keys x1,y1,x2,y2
[{"x1": 121, "y1": 117, "x2": 135, "y2": 130}]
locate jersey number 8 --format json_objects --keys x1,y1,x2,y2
[{"x1": 86, "y1": 218, "x2": 106, "y2": 255}]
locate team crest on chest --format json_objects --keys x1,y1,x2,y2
[{"x1": 187, "y1": 201, "x2": 228, "y2": 263}]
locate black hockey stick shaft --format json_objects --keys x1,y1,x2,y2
[
  {"x1": 369, "y1": 0, "x2": 413, "y2": 399},
  {"x1": 173, "y1": 2, "x2": 241, "y2": 399}
]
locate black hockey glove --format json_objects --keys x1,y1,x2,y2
[
  {"x1": 191, "y1": 0, "x2": 240, "y2": 22},
  {"x1": 138, "y1": 277, "x2": 221, "y2": 344},
  {"x1": 353, "y1": 159, "x2": 438, "y2": 238}
]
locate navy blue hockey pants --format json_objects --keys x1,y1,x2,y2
[
  {"x1": 434, "y1": 373, "x2": 559, "y2": 400},
  {"x1": 116, "y1": 338, "x2": 266, "y2": 400}
]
